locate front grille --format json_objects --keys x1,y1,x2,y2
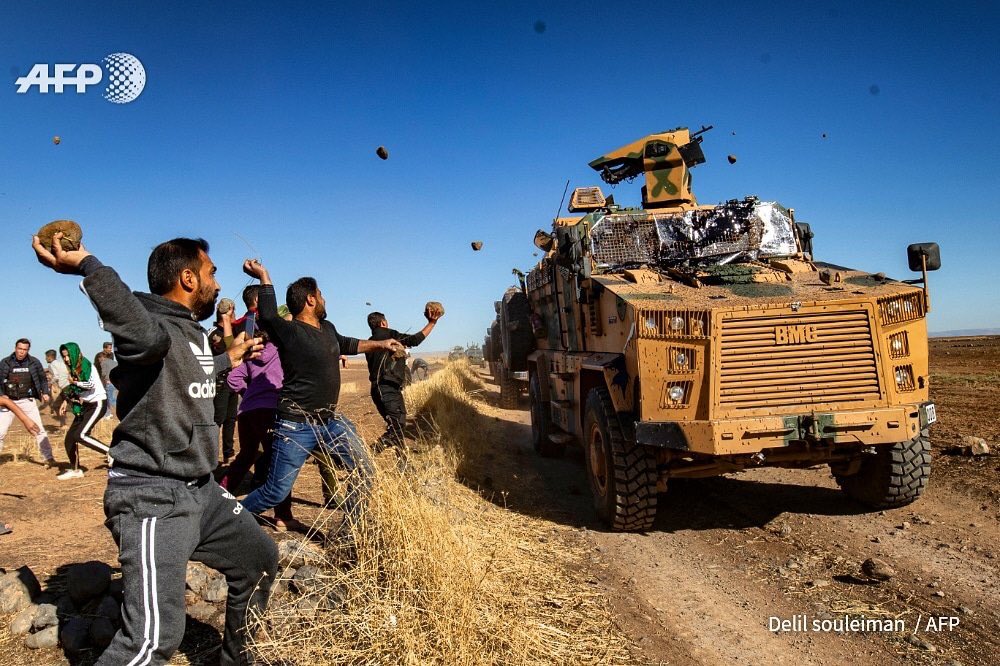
[{"x1": 718, "y1": 309, "x2": 881, "y2": 411}]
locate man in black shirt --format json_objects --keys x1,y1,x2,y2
[
  {"x1": 365, "y1": 310, "x2": 440, "y2": 449},
  {"x1": 240, "y1": 259, "x2": 402, "y2": 526}
]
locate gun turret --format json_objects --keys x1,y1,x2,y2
[{"x1": 588, "y1": 125, "x2": 712, "y2": 210}]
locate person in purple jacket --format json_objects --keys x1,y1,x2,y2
[{"x1": 219, "y1": 324, "x2": 301, "y2": 531}]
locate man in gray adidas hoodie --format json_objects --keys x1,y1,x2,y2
[{"x1": 33, "y1": 234, "x2": 277, "y2": 666}]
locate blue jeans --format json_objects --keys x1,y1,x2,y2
[
  {"x1": 240, "y1": 415, "x2": 373, "y2": 525},
  {"x1": 105, "y1": 382, "x2": 117, "y2": 414}
]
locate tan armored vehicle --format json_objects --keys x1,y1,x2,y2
[{"x1": 512, "y1": 126, "x2": 941, "y2": 531}]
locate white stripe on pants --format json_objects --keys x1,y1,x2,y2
[
  {"x1": 0, "y1": 398, "x2": 52, "y2": 460},
  {"x1": 125, "y1": 517, "x2": 159, "y2": 666}
]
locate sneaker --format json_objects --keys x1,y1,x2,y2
[{"x1": 56, "y1": 469, "x2": 84, "y2": 480}]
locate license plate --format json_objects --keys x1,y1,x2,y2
[{"x1": 925, "y1": 403, "x2": 937, "y2": 425}]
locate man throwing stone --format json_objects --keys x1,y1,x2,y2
[
  {"x1": 240, "y1": 259, "x2": 402, "y2": 528},
  {"x1": 33, "y1": 234, "x2": 277, "y2": 666},
  {"x1": 365, "y1": 309, "x2": 441, "y2": 449}
]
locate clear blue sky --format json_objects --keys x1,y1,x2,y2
[{"x1": 2, "y1": 1, "x2": 998, "y2": 359}]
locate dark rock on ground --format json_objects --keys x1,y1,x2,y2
[{"x1": 66, "y1": 561, "x2": 112, "y2": 606}]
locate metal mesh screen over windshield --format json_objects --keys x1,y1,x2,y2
[{"x1": 589, "y1": 198, "x2": 798, "y2": 270}]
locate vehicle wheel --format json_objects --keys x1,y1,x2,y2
[
  {"x1": 529, "y1": 373, "x2": 564, "y2": 457},
  {"x1": 833, "y1": 431, "x2": 931, "y2": 508},
  {"x1": 499, "y1": 369, "x2": 518, "y2": 409},
  {"x1": 583, "y1": 388, "x2": 657, "y2": 531}
]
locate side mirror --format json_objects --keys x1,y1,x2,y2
[
  {"x1": 533, "y1": 229, "x2": 554, "y2": 252},
  {"x1": 907, "y1": 243, "x2": 941, "y2": 272}
]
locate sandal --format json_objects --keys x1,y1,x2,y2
[{"x1": 273, "y1": 517, "x2": 307, "y2": 533}]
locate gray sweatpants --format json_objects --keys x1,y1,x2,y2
[{"x1": 97, "y1": 471, "x2": 278, "y2": 666}]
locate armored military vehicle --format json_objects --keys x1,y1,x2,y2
[
  {"x1": 465, "y1": 344, "x2": 485, "y2": 367},
  {"x1": 503, "y1": 126, "x2": 940, "y2": 531}
]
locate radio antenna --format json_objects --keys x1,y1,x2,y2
[{"x1": 554, "y1": 179, "x2": 570, "y2": 220}]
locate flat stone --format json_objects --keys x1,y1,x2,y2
[
  {"x1": 961, "y1": 436, "x2": 990, "y2": 456},
  {"x1": 905, "y1": 633, "x2": 935, "y2": 651},
  {"x1": 294, "y1": 594, "x2": 323, "y2": 618},
  {"x1": 32, "y1": 603, "x2": 59, "y2": 630},
  {"x1": 56, "y1": 594, "x2": 77, "y2": 617},
  {"x1": 277, "y1": 539, "x2": 324, "y2": 570},
  {"x1": 186, "y1": 561, "x2": 212, "y2": 595},
  {"x1": 861, "y1": 558, "x2": 895, "y2": 581},
  {"x1": 66, "y1": 561, "x2": 112, "y2": 606},
  {"x1": 25, "y1": 625, "x2": 59, "y2": 649},
  {"x1": 90, "y1": 616, "x2": 117, "y2": 649},
  {"x1": 187, "y1": 601, "x2": 217, "y2": 622},
  {"x1": 95, "y1": 595, "x2": 120, "y2": 621},
  {"x1": 60, "y1": 616, "x2": 93, "y2": 655},
  {"x1": 0, "y1": 566, "x2": 42, "y2": 613},
  {"x1": 290, "y1": 565, "x2": 322, "y2": 595},
  {"x1": 203, "y1": 576, "x2": 229, "y2": 603},
  {"x1": 10, "y1": 604, "x2": 38, "y2": 635}
]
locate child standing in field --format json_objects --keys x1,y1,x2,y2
[{"x1": 57, "y1": 342, "x2": 110, "y2": 479}]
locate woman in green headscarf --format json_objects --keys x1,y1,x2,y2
[{"x1": 57, "y1": 343, "x2": 110, "y2": 480}]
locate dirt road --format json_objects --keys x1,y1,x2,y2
[{"x1": 463, "y1": 338, "x2": 1000, "y2": 666}]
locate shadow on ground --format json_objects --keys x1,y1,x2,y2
[{"x1": 456, "y1": 414, "x2": 874, "y2": 534}]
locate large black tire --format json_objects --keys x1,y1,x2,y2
[
  {"x1": 583, "y1": 388, "x2": 657, "y2": 531},
  {"x1": 498, "y1": 368, "x2": 519, "y2": 409},
  {"x1": 529, "y1": 373, "x2": 564, "y2": 457},
  {"x1": 500, "y1": 290, "x2": 534, "y2": 372},
  {"x1": 833, "y1": 431, "x2": 931, "y2": 508}
]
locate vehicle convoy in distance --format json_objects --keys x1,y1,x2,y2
[{"x1": 493, "y1": 126, "x2": 941, "y2": 531}]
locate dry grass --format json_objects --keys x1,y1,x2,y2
[{"x1": 249, "y1": 362, "x2": 631, "y2": 665}]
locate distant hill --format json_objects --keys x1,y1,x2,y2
[{"x1": 930, "y1": 328, "x2": 1000, "y2": 338}]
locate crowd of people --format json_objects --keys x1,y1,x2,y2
[{"x1": 3, "y1": 230, "x2": 442, "y2": 665}]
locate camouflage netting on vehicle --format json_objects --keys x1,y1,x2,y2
[{"x1": 589, "y1": 198, "x2": 797, "y2": 270}]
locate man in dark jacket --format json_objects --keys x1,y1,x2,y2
[
  {"x1": 365, "y1": 310, "x2": 441, "y2": 449},
  {"x1": 0, "y1": 338, "x2": 55, "y2": 464},
  {"x1": 239, "y1": 259, "x2": 402, "y2": 528},
  {"x1": 33, "y1": 233, "x2": 277, "y2": 666}
]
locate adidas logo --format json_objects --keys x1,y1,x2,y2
[{"x1": 188, "y1": 334, "x2": 215, "y2": 376}]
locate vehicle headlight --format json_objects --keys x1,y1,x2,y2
[
  {"x1": 645, "y1": 317, "x2": 657, "y2": 330},
  {"x1": 675, "y1": 352, "x2": 688, "y2": 367},
  {"x1": 668, "y1": 385, "x2": 685, "y2": 401},
  {"x1": 669, "y1": 316, "x2": 685, "y2": 332},
  {"x1": 894, "y1": 365, "x2": 914, "y2": 390},
  {"x1": 891, "y1": 338, "x2": 904, "y2": 353}
]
